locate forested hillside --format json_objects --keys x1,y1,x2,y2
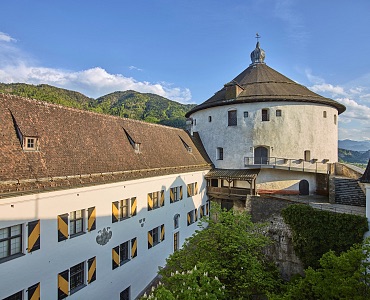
[{"x1": 0, "y1": 83, "x2": 195, "y2": 129}]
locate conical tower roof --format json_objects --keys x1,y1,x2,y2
[{"x1": 186, "y1": 42, "x2": 346, "y2": 117}]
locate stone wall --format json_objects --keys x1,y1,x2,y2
[{"x1": 245, "y1": 196, "x2": 305, "y2": 280}]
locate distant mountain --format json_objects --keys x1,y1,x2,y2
[
  {"x1": 338, "y1": 148, "x2": 370, "y2": 165},
  {"x1": 0, "y1": 83, "x2": 93, "y2": 109},
  {"x1": 0, "y1": 83, "x2": 195, "y2": 129},
  {"x1": 338, "y1": 139, "x2": 370, "y2": 152},
  {"x1": 92, "y1": 90, "x2": 196, "y2": 128}
]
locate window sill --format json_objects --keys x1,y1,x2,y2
[
  {"x1": 70, "y1": 231, "x2": 86, "y2": 239},
  {"x1": 120, "y1": 259, "x2": 131, "y2": 266},
  {"x1": 70, "y1": 284, "x2": 86, "y2": 295},
  {"x1": 0, "y1": 253, "x2": 25, "y2": 264}
]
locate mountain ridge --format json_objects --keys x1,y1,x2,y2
[{"x1": 0, "y1": 83, "x2": 195, "y2": 129}]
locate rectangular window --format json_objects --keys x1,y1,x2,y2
[
  {"x1": 208, "y1": 116, "x2": 212, "y2": 122},
  {"x1": 170, "y1": 186, "x2": 183, "y2": 203},
  {"x1": 3, "y1": 290, "x2": 23, "y2": 300},
  {"x1": 187, "y1": 182, "x2": 198, "y2": 197},
  {"x1": 112, "y1": 198, "x2": 136, "y2": 223},
  {"x1": 23, "y1": 137, "x2": 38, "y2": 151},
  {"x1": 174, "y1": 214, "x2": 180, "y2": 229},
  {"x1": 228, "y1": 110, "x2": 237, "y2": 126},
  {"x1": 148, "y1": 225, "x2": 164, "y2": 249},
  {"x1": 120, "y1": 241, "x2": 130, "y2": 264},
  {"x1": 70, "y1": 262, "x2": 85, "y2": 293},
  {"x1": 0, "y1": 224, "x2": 22, "y2": 260},
  {"x1": 304, "y1": 150, "x2": 311, "y2": 162},
  {"x1": 148, "y1": 191, "x2": 164, "y2": 210},
  {"x1": 334, "y1": 115, "x2": 337, "y2": 125},
  {"x1": 276, "y1": 109, "x2": 282, "y2": 117},
  {"x1": 217, "y1": 147, "x2": 224, "y2": 160},
  {"x1": 262, "y1": 109, "x2": 269, "y2": 121},
  {"x1": 187, "y1": 210, "x2": 195, "y2": 226},
  {"x1": 244, "y1": 111, "x2": 249, "y2": 118},
  {"x1": 120, "y1": 287, "x2": 130, "y2": 300},
  {"x1": 121, "y1": 199, "x2": 129, "y2": 219},
  {"x1": 70, "y1": 210, "x2": 84, "y2": 236},
  {"x1": 174, "y1": 232, "x2": 179, "y2": 252},
  {"x1": 323, "y1": 111, "x2": 327, "y2": 118},
  {"x1": 112, "y1": 238, "x2": 137, "y2": 269}
]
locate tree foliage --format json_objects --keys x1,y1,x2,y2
[
  {"x1": 153, "y1": 205, "x2": 282, "y2": 299},
  {"x1": 142, "y1": 263, "x2": 226, "y2": 300},
  {"x1": 0, "y1": 84, "x2": 195, "y2": 129},
  {"x1": 270, "y1": 239, "x2": 370, "y2": 300},
  {"x1": 282, "y1": 204, "x2": 368, "y2": 269}
]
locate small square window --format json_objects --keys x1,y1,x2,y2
[
  {"x1": 23, "y1": 137, "x2": 38, "y2": 151},
  {"x1": 244, "y1": 111, "x2": 249, "y2": 118},
  {"x1": 276, "y1": 109, "x2": 282, "y2": 117}
]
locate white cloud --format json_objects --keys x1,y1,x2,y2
[
  {"x1": 0, "y1": 64, "x2": 193, "y2": 102},
  {"x1": 0, "y1": 32, "x2": 16, "y2": 43},
  {"x1": 310, "y1": 83, "x2": 347, "y2": 97},
  {"x1": 128, "y1": 65, "x2": 143, "y2": 72},
  {"x1": 336, "y1": 98, "x2": 370, "y2": 121},
  {"x1": 0, "y1": 32, "x2": 192, "y2": 103}
]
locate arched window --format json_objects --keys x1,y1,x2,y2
[{"x1": 254, "y1": 146, "x2": 268, "y2": 164}]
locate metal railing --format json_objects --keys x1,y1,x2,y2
[
  {"x1": 207, "y1": 186, "x2": 249, "y2": 196},
  {"x1": 244, "y1": 156, "x2": 329, "y2": 173}
]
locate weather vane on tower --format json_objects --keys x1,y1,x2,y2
[{"x1": 255, "y1": 33, "x2": 261, "y2": 42}]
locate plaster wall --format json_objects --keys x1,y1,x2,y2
[
  {"x1": 0, "y1": 170, "x2": 208, "y2": 300},
  {"x1": 256, "y1": 169, "x2": 317, "y2": 194},
  {"x1": 190, "y1": 102, "x2": 338, "y2": 169}
]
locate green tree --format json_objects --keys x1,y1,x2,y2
[
  {"x1": 141, "y1": 263, "x2": 226, "y2": 300},
  {"x1": 270, "y1": 239, "x2": 370, "y2": 300},
  {"x1": 155, "y1": 205, "x2": 281, "y2": 299}
]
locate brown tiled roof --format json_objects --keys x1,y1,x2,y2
[
  {"x1": 0, "y1": 94, "x2": 211, "y2": 196},
  {"x1": 186, "y1": 63, "x2": 346, "y2": 117},
  {"x1": 360, "y1": 159, "x2": 370, "y2": 183}
]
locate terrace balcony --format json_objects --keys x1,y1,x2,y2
[{"x1": 244, "y1": 156, "x2": 330, "y2": 174}]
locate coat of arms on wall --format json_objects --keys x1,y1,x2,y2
[{"x1": 96, "y1": 227, "x2": 112, "y2": 246}]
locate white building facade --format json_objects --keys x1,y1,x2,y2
[
  {"x1": 0, "y1": 94, "x2": 211, "y2": 300},
  {"x1": 186, "y1": 41, "x2": 345, "y2": 196}
]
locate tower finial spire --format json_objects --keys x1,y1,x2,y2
[{"x1": 250, "y1": 33, "x2": 265, "y2": 65}]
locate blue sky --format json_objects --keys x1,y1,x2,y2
[{"x1": 1, "y1": 0, "x2": 370, "y2": 141}]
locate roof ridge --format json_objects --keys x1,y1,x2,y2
[{"x1": 0, "y1": 92, "x2": 184, "y2": 131}]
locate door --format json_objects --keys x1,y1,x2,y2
[
  {"x1": 299, "y1": 180, "x2": 309, "y2": 195},
  {"x1": 254, "y1": 147, "x2": 268, "y2": 164}
]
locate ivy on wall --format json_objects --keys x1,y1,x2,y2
[{"x1": 282, "y1": 204, "x2": 368, "y2": 269}]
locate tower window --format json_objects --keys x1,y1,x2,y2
[
  {"x1": 208, "y1": 116, "x2": 212, "y2": 122},
  {"x1": 334, "y1": 115, "x2": 337, "y2": 125},
  {"x1": 276, "y1": 109, "x2": 282, "y2": 117},
  {"x1": 323, "y1": 111, "x2": 327, "y2": 118},
  {"x1": 217, "y1": 147, "x2": 224, "y2": 160},
  {"x1": 228, "y1": 110, "x2": 237, "y2": 126},
  {"x1": 244, "y1": 111, "x2": 249, "y2": 118},
  {"x1": 304, "y1": 150, "x2": 311, "y2": 162},
  {"x1": 262, "y1": 109, "x2": 269, "y2": 121}
]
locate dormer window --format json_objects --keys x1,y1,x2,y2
[
  {"x1": 123, "y1": 128, "x2": 141, "y2": 153},
  {"x1": 23, "y1": 137, "x2": 38, "y2": 151},
  {"x1": 179, "y1": 136, "x2": 192, "y2": 153}
]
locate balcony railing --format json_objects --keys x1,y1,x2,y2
[
  {"x1": 244, "y1": 156, "x2": 329, "y2": 173},
  {"x1": 207, "y1": 186, "x2": 249, "y2": 197}
]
